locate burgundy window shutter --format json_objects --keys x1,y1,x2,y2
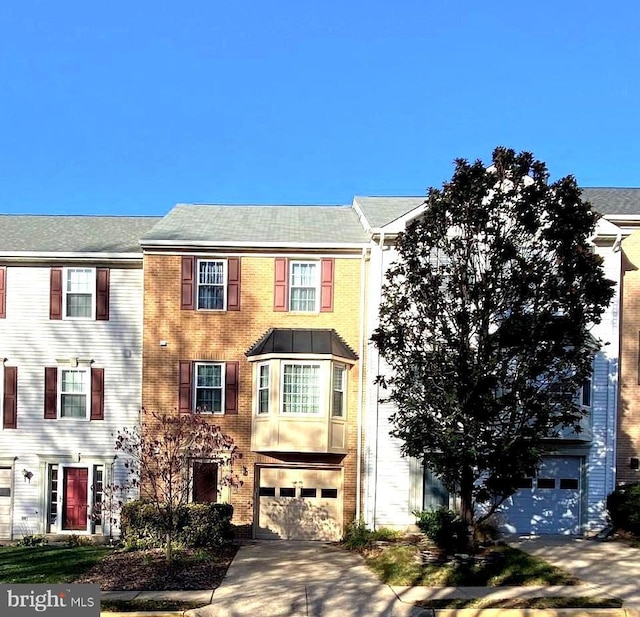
[
  {"x1": 181, "y1": 257, "x2": 195, "y2": 310},
  {"x1": 274, "y1": 258, "x2": 288, "y2": 311},
  {"x1": 44, "y1": 367, "x2": 58, "y2": 419},
  {"x1": 225, "y1": 361, "x2": 239, "y2": 414},
  {"x1": 0, "y1": 266, "x2": 6, "y2": 319},
  {"x1": 96, "y1": 268, "x2": 110, "y2": 320},
  {"x1": 3, "y1": 366, "x2": 17, "y2": 429},
  {"x1": 179, "y1": 361, "x2": 193, "y2": 413},
  {"x1": 227, "y1": 257, "x2": 241, "y2": 311},
  {"x1": 50, "y1": 268, "x2": 63, "y2": 320},
  {"x1": 320, "y1": 258, "x2": 335, "y2": 312},
  {"x1": 90, "y1": 368, "x2": 105, "y2": 420}
]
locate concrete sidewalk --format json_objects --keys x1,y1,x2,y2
[
  {"x1": 510, "y1": 535, "x2": 640, "y2": 607},
  {"x1": 101, "y1": 537, "x2": 640, "y2": 617}
]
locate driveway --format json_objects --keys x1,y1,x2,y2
[
  {"x1": 190, "y1": 540, "x2": 425, "y2": 617},
  {"x1": 511, "y1": 535, "x2": 640, "y2": 606}
]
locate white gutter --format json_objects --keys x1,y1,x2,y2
[
  {"x1": 140, "y1": 240, "x2": 369, "y2": 250},
  {"x1": 0, "y1": 252, "x2": 142, "y2": 260},
  {"x1": 355, "y1": 246, "x2": 368, "y2": 521}
]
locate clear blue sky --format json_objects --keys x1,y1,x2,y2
[{"x1": 1, "y1": 1, "x2": 639, "y2": 215}]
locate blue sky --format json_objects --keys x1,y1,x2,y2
[{"x1": 1, "y1": 1, "x2": 639, "y2": 215}]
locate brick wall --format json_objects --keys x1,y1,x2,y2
[{"x1": 142, "y1": 252, "x2": 364, "y2": 532}]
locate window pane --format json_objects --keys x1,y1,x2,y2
[
  {"x1": 196, "y1": 388, "x2": 222, "y2": 413},
  {"x1": 197, "y1": 364, "x2": 222, "y2": 387},
  {"x1": 290, "y1": 262, "x2": 317, "y2": 312},
  {"x1": 66, "y1": 269, "x2": 93, "y2": 318},
  {"x1": 61, "y1": 394, "x2": 87, "y2": 418},
  {"x1": 283, "y1": 364, "x2": 320, "y2": 414},
  {"x1": 258, "y1": 364, "x2": 269, "y2": 414},
  {"x1": 198, "y1": 261, "x2": 225, "y2": 310},
  {"x1": 332, "y1": 365, "x2": 345, "y2": 417}
]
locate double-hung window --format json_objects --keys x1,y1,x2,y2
[
  {"x1": 331, "y1": 364, "x2": 346, "y2": 417},
  {"x1": 197, "y1": 260, "x2": 226, "y2": 310},
  {"x1": 258, "y1": 364, "x2": 270, "y2": 415},
  {"x1": 60, "y1": 369, "x2": 88, "y2": 418},
  {"x1": 65, "y1": 268, "x2": 95, "y2": 318},
  {"x1": 289, "y1": 262, "x2": 319, "y2": 312},
  {"x1": 195, "y1": 362, "x2": 224, "y2": 413},
  {"x1": 282, "y1": 363, "x2": 321, "y2": 414}
]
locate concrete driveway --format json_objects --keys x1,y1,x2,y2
[
  {"x1": 190, "y1": 540, "x2": 425, "y2": 617},
  {"x1": 511, "y1": 535, "x2": 640, "y2": 606}
]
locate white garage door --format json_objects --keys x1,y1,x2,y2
[
  {"x1": 0, "y1": 467, "x2": 13, "y2": 541},
  {"x1": 257, "y1": 467, "x2": 342, "y2": 540},
  {"x1": 500, "y1": 456, "x2": 582, "y2": 535}
]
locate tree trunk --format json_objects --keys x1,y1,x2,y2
[
  {"x1": 459, "y1": 468, "x2": 476, "y2": 552},
  {"x1": 165, "y1": 531, "x2": 173, "y2": 564}
]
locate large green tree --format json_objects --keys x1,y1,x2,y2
[{"x1": 372, "y1": 147, "x2": 614, "y2": 537}]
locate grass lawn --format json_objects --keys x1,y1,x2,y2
[
  {"x1": 364, "y1": 544, "x2": 579, "y2": 586},
  {"x1": 0, "y1": 544, "x2": 113, "y2": 584}
]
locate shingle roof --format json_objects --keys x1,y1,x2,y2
[
  {"x1": 355, "y1": 189, "x2": 640, "y2": 227},
  {"x1": 581, "y1": 188, "x2": 640, "y2": 216},
  {"x1": 0, "y1": 215, "x2": 162, "y2": 254},
  {"x1": 353, "y1": 196, "x2": 427, "y2": 229},
  {"x1": 141, "y1": 204, "x2": 369, "y2": 246},
  {"x1": 246, "y1": 328, "x2": 358, "y2": 360}
]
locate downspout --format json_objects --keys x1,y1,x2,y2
[{"x1": 356, "y1": 246, "x2": 367, "y2": 521}]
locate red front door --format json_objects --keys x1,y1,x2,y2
[{"x1": 63, "y1": 468, "x2": 88, "y2": 530}]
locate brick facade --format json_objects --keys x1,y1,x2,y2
[{"x1": 142, "y1": 252, "x2": 364, "y2": 535}]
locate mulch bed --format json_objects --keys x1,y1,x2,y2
[{"x1": 74, "y1": 544, "x2": 238, "y2": 591}]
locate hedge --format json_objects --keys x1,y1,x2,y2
[
  {"x1": 607, "y1": 483, "x2": 640, "y2": 536},
  {"x1": 120, "y1": 501, "x2": 234, "y2": 548}
]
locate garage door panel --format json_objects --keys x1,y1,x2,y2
[
  {"x1": 257, "y1": 467, "x2": 342, "y2": 540},
  {"x1": 499, "y1": 456, "x2": 581, "y2": 535}
]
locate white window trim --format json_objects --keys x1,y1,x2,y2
[
  {"x1": 47, "y1": 463, "x2": 98, "y2": 535},
  {"x1": 331, "y1": 363, "x2": 346, "y2": 418},
  {"x1": 289, "y1": 261, "x2": 320, "y2": 313},
  {"x1": 196, "y1": 259, "x2": 228, "y2": 311},
  {"x1": 257, "y1": 362, "x2": 270, "y2": 415},
  {"x1": 58, "y1": 367, "x2": 91, "y2": 421},
  {"x1": 280, "y1": 360, "x2": 323, "y2": 416},
  {"x1": 63, "y1": 267, "x2": 96, "y2": 320},
  {"x1": 194, "y1": 362, "x2": 226, "y2": 415}
]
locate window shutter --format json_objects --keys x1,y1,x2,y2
[
  {"x1": 179, "y1": 361, "x2": 193, "y2": 413},
  {"x1": 320, "y1": 258, "x2": 334, "y2": 312},
  {"x1": 90, "y1": 368, "x2": 105, "y2": 420},
  {"x1": 227, "y1": 257, "x2": 241, "y2": 311},
  {"x1": 274, "y1": 258, "x2": 288, "y2": 311},
  {"x1": 181, "y1": 257, "x2": 195, "y2": 310},
  {"x1": 3, "y1": 366, "x2": 17, "y2": 429},
  {"x1": 0, "y1": 266, "x2": 6, "y2": 319},
  {"x1": 50, "y1": 268, "x2": 63, "y2": 320},
  {"x1": 225, "y1": 361, "x2": 239, "y2": 414},
  {"x1": 44, "y1": 367, "x2": 58, "y2": 419},
  {"x1": 96, "y1": 268, "x2": 110, "y2": 320}
]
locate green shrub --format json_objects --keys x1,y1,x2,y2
[
  {"x1": 17, "y1": 534, "x2": 48, "y2": 547},
  {"x1": 413, "y1": 507, "x2": 468, "y2": 553},
  {"x1": 120, "y1": 501, "x2": 234, "y2": 549},
  {"x1": 607, "y1": 483, "x2": 640, "y2": 536},
  {"x1": 342, "y1": 519, "x2": 373, "y2": 549}
]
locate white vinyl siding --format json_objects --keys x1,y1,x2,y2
[{"x1": 0, "y1": 265, "x2": 143, "y2": 538}]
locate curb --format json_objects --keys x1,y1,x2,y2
[{"x1": 430, "y1": 610, "x2": 631, "y2": 617}]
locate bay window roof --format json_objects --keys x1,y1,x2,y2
[{"x1": 246, "y1": 328, "x2": 357, "y2": 360}]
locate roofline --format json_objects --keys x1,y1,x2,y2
[
  {"x1": 140, "y1": 240, "x2": 369, "y2": 250},
  {"x1": 603, "y1": 214, "x2": 640, "y2": 221},
  {"x1": 0, "y1": 252, "x2": 143, "y2": 262}
]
